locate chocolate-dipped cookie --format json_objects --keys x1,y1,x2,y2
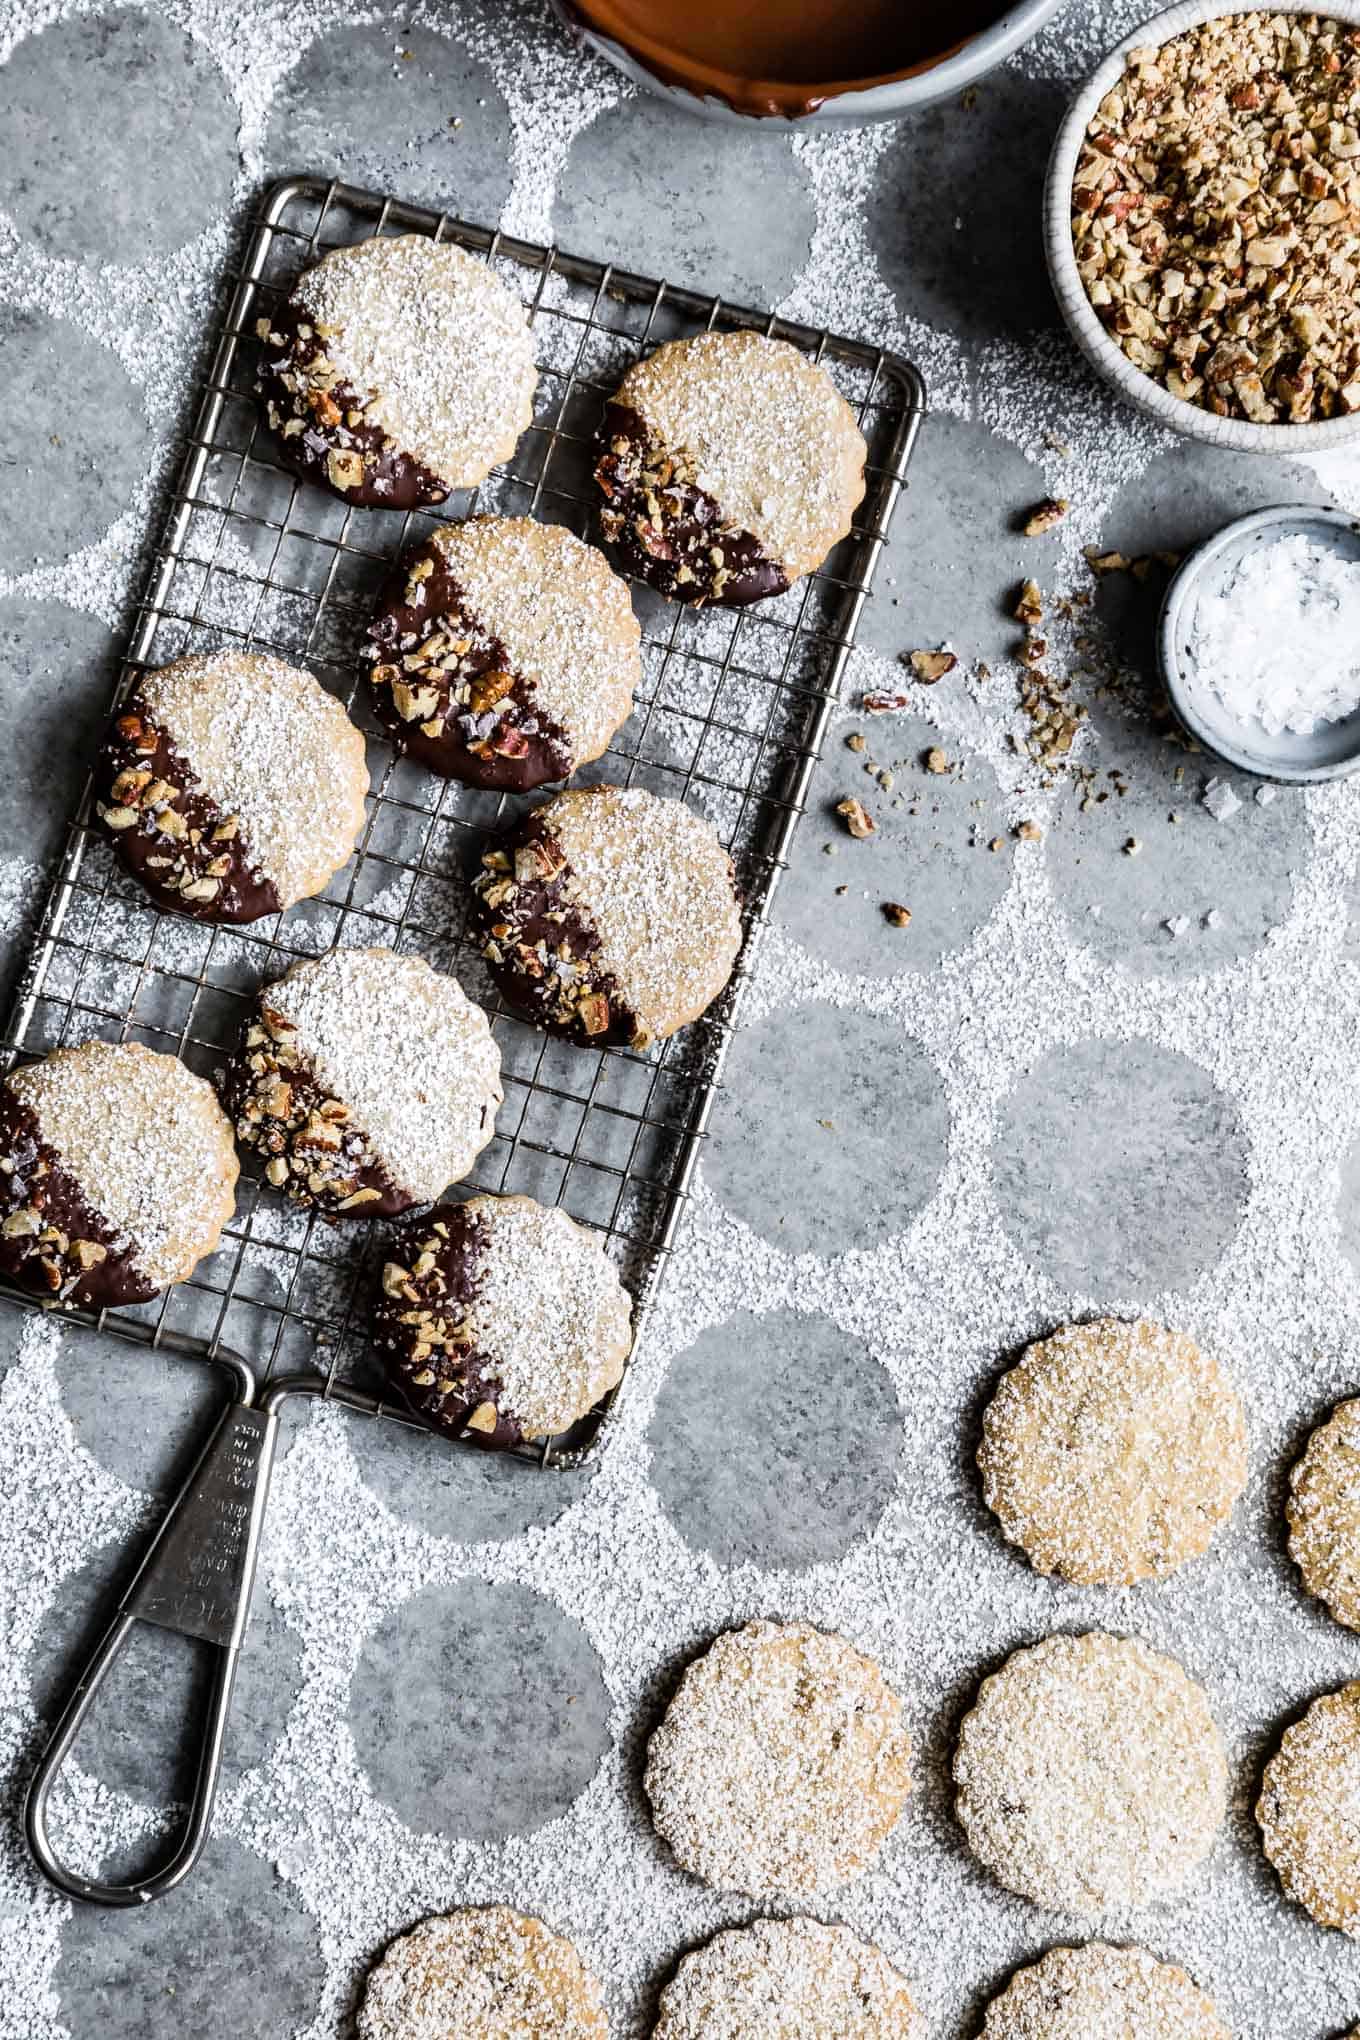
[
  {"x1": 364, "y1": 515, "x2": 639, "y2": 791},
  {"x1": 95, "y1": 649, "x2": 368, "y2": 925},
  {"x1": 224, "y1": 947, "x2": 502, "y2": 1219},
  {"x1": 470, "y1": 784, "x2": 743, "y2": 1050},
  {"x1": 257, "y1": 234, "x2": 537, "y2": 509},
  {"x1": 0, "y1": 1041, "x2": 238, "y2": 1310},
  {"x1": 595, "y1": 329, "x2": 866, "y2": 606},
  {"x1": 374, "y1": 1192, "x2": 632, "y2": 1449}
]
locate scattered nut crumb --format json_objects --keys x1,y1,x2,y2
[
  {"x1": 882, "y1": 902, "x2": 913, "y2": 927},
  {"x1": 988, "y1": 836, "x2": 1006, "y2": 852},
  {"x1": 906, "y1": 649, "x2": 958, "y2": 683},
  {"x1": 862, "y1": 690, "x2": 912, "y2": 714},
  {"x1": 1123, "y1": 837, "x2": 1142, "y2": 855},
  {"x1": 846, "y1": 731, "x2": 866, "y2": 751},
  {"x1": 836, "y1": 796, "x2": 876, "y2": 838},
  {"x1": 1015, "y1": 819, "x2": 1043, "y2": 841},
  {"x1": 1013, "y1": 579, "x2": 1043, "y2": 623},
  {"x1": 924, "y1": 747, "x2": 950, "y2": 775},
  {"x1": 1022, "y1": 497, "x2": 1068, "y2": 536}
]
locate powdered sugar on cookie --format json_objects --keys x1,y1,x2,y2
[
  {"x1": 613, "y1": 330, "x2": 865, "y2": 578},
  {"x1": 465, "y1": 1195, "x2": 631, "y2": 1438},
  {"x1": 139, "y1": 649, "x2": 367, "y2": 909},
  {"x1": 293, "y1": 235, "x2": 537, "y2": 487},
  {"x1": 260, "y1": 948, "x2": 501, "y2": 1205}
]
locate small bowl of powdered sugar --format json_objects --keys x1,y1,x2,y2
[{"x1": 1159, "y1": 505, "x2": 1360, "y2": 782}]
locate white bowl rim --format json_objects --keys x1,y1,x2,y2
[
  {"x1": 1044, "y1": 0, "x2": 1360, "y2": 453},
  {"x1": 1158, "y1": 502, "x2": 1360, "y2": 782},
  {"x1": 556, "y1": 0, "x2": 1070, "y2": 123}
]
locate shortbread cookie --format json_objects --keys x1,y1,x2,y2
[
  {"x1": 0, "y1": 1042, "x2": 237, "y2": 1309},
  {"x1": 358, "y1": 1908, "x2": 606, "y2": 2040},
  {"x1": 1288, "y1": 1398, "x2": 1360, "y2": 1628},
  {"x1": 653, "y1": 1918, "x2": 923, "y2": 2038},
  {"x1": 979, "y1": 1318, "x2": 1248, "y2": 1586},
  {"x1": 365, "y1": 516, "x2": 639, "y2": 791},
  {"x1": 645, "y1": 1619, "x2": 911, "y2": 1898},
  {"x1": 595, "y1": 330, "x2": 865, "y2": 606},
  {"x1": 225, "y1": 947, "x2": 501, "y2": 1217},
  {"x1": 1258, "y1": 1681, "x2": 1360, "y2": 1932},
  {"x1": 954, "y1": 1631, "x2": 1226, "y2": 1914},
  {"x1": 980, "y1": 1943, "x2": 1230, "y2": 2039},
  {"x1": 374, "y1": 1193, "x2": 632, "y2": 1448},
  {"x1": 471, "y1": 784, "x2": 742, "y2": 1049},
  {"x1": 258, "y1": 234, "x2": 536, "y2": 507},
  {"x1": 96, "y1": 650, "x2": 368, "y2": 924}
]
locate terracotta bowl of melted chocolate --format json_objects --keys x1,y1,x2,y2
[{"x1": 553, "y1": 0, "x2": 1069, "y2": 121}]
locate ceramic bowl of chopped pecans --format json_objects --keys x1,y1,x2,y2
[{"x1": 1045, "y1": 1, "x2": 1360, "y2": 449}]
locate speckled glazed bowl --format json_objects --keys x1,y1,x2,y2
[
  {"x1": 1045, "y1": 0, "x2": 1360, "y2": 452},
  {"x1": 1159, "y1": 505, "x2": 1360, "y2": 782},
  {"x1": 551, "y1": 0, "x2": 1071, "y2": 123}
]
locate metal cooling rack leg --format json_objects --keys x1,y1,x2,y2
[{"x1": 24, "y1": 1355, "x2": 279, "y2": 1907}]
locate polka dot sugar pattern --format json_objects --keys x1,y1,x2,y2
[{"x1": 0, "y1": 2, "x2": 1359, "y2": 2039}]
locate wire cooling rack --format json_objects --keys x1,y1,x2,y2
[{"x1": 0, "y1": 175, "x2": 925, "y2": 1468}]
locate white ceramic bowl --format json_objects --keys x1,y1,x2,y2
[
  {"x1": 552, "y1": 0, "x2": 1070, "y2": 124},
  {"x1": 1159, "y1": 505, "x2": 1360, "y2": 781},
  {"x1": 1044, "y1": 0, "x2": 1360, "y2": 452}
]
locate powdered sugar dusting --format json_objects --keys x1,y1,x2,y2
[
  {"x1": 357, "y1": 1906, "x2": 607, "y2": 2039},
  {"x1": 614, "y1": 331, "x2": 866, "y2": 578},
  {"x1": 548, "y1": 785, "x2": 742, "y2": 1040},
  {"x1": 980, "y1": 1941, "x2": 1229, "y2": 2038},
  {"x1": 654, "y1": 1916, "x2": 924, "y2": 2038},
  {"x1": 467, "y1": 1196, "x2": 631, "y2": 1439},
  {"x1": 263, "y1": 948, "x2": 502, "y2": 1205},
  {"x1": 8, "y1": 1041, "x2": 236, "y2": 1290},
  {"x1": 644, "y1": 1619, "x2": 912, "y2": 1900},
  {"x1": 954, "y1": 1631, "x2": 1227, "y2": 1916},
  {"x1": 292, "y1": 234, "x2": 537, "y2": 488},
  {"x1": 431, "y1": 517, "x2": 639, "y2": 766},
  {"x1": 140, "y1": 649, "x2": 368, "y2": 908}
]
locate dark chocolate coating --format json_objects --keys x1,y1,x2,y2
[
  {"x1": 223, "y1": 1001, "x2": 408, "y2": 1220},
  {"x1": 469, "y1": 813, "x2": 645, "y2": 1050},
  {"x1": 364, "y1": 541, "x2": 572, "y2": 792},
  {"x1": 372, "y1": 1203, "x2": 524, "y2": 1450},
  {"x1": 0, "y1": 1089, "x2": 156, "y2": 1311},
  {"x1": 95, "y1": 704, "x2": 282, "y2": 925},
  {"x1": 255, "y1": 300, "x2": 448, "y2": 511},
  {"x1": 594, "y1": 402, "x2": 788, "y2": 608}
]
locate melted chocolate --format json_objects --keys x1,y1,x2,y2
[
  {"x1": 595, "y1": 403, "x2": 787, "y2": 608},
  {"x1": 224, "y1": 1001, "x2": 408, "y2": 1220},
  {"x1": 0, "y1": 1089, "x2": 155, "y2": 1311},
  {"x1": 365, "y1": 542, "x2": 573, "y2": 792},
  {"x1": 470, "y1": 814, "x2": 646, "y2": 1050},
  {"x1": 255, "y1": 301, "x2": 448, "y2": 511},
  {"x1": 96, "y1": 704, "x2": 282, "y2": 925},
  {"x1": 372, "y1": 1204, "x2": 524, "y2": 1450},
  {"x1": 559, "y1": 0, "x2": 994, "y2": 116}
]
